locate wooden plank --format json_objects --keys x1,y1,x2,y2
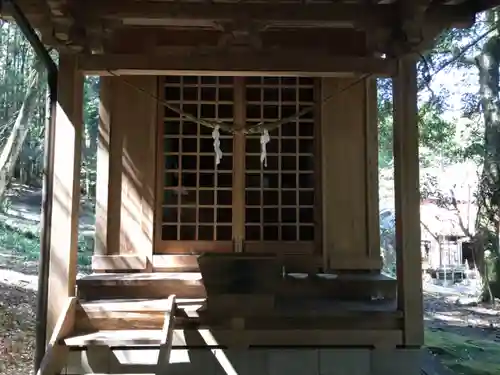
[
  {"x1": 115, "y1": 77, "x2": 158, "y2": 261},
  {"x1": 324, "y1": 256, "x2": 382, "y2": 270},
  {"x1": 92, "y1": 254, "x2": 148, "y2": 271},
  {"x1": 153, "y1": 76, "x2": 164, "y2": 258},
  {"x1": 153, "y1": 255, "x2": 201, "y2": 272},
  {"x1": 320, "y1": 78, "x2": 372, "y2": 270},
  {"x1": 392, "y1": 57, "x2": 424, "y2": 345},
  {"x1": 313, "y1": 79, "x2": 324, "y2": 262},
  {"x1": 146, "y1": 254, "x2": 317, "y2": 274},
  {"x1": 106, "y1": 77, "x2": 123, "y2": 255},
  {"x1": 75, "y1": 312, "x2": 402, "y2": 332},
  {"x1": 76, "y1": 1, "x2": 476, "y2": 29},
  {"x1": 77, "y1": 272, "x2": 204, "y2": 283},
  {"x1": 158, "y1": 241, "x2": 234, "y2": 254},
  {"x1": 47, "y1": 54, "x2": 83, "y2": 341},
  {"x1": 63, "y1": 328, "x2": 403, "y2": 348},
  {"x1": 79, "y1": 1, "x2": 385, "y2": 25},
  {"x1": 95, "y1": 77, "x2": 112, "y2": 256},
  {"x1": 76, "y1": 272, "x2": 207, "y2": 300},
  {"x1": 232, "y1": 77, "x2": 246, "y2": 252},
  {"x1": 106, "y1": 28, "x2": 368, "y2": 56},
  {"x1": 78, "y1": 52, "x2": 396, "y2": 77},
  {"x1": 37, "y1": 297, "x2": 77, "y2": 375},
  {"x1": 364, "y1": 77, "x2": 381, "y2": 263},
  {"x1": 156, "y1": 295, "x2": 176, "y2": 375},
  {"x1": 76, "y1": 296, "x2": 398, "y2": 316},
  {"x1": 243, "y1": 241, "x2": 316, "y2": 255},
  {"x1": 76, "y1": 271, "x2": 396, "y2": 301},
  {"x1": 152, "y1": 254, "x2": 324, "y2": 273}
]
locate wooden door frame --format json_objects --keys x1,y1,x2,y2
[{"x1": 154, "y1": 75, "x2": 322, "y2": 256}]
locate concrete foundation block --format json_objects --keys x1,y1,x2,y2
[
  {"x1": 371, "y1": 348, "x2": 422, "y2": 375},
  {"x1": 268, "y1": 349, "x2": 319, "y2": 375},
  {"x1": 319, "y1": 349, "x2": 370, "y2": 375}
]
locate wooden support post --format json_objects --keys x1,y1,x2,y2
[
  {"x1": 392, "y1": 57, "x2": 424, "y2": 346},
  {"x1": 156, "y1": 295, "x2": 176, "y2": 374},
  {"x1": 232, "y1": 77, "x2": 245, "y2": 253},
  {"x1": 95, "y1": 77, "x2": 113, "y2": 256},
  {"x1": 47, "y1": 54, "x2": 84, "y2": 341},
  {"x1": 37, "y1": 298, "x2": 77, "y2": 375},
  {"x1": 364, "y1": 77, "x2": 381, "y2": 262}
]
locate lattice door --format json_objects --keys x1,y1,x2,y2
[
  {"x1": 159, "y1": 76, "x2": 234, "y2": 253},
  {"x1": 157, "y1": 76, "x2": 319, "y2": 255},
  {"x1": 243, "y1": 77, "x2": 318, "y2": 254}
]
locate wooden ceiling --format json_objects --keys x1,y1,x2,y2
[{"x1": 1, "y1": 0, "x2": 498, "y2": 75}]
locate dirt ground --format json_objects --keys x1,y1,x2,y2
[{"x1": 0, "y1": 281, "x2": 36, "y2": 375}]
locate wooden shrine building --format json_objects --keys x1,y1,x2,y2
[{"x1": 1, "y1": 0, "x2": 497, "y2": 374}]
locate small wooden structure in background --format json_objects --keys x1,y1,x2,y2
[{"x1": 1, "y1": 1, "x2": 497, "y2": 374}]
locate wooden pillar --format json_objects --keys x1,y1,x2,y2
[
  {"x1": 92, "y1": 76, "x2": 157, "y2": 271},
  {"x1": 364, "y1": 77, "x2": 381, "y2": 262},
  {"x1": 95, "y1": 77, "x2": 113, "y2": 257},
  {"x1": 46, "y1": 54, "x2": 83, "y2": 341},
  {"x1": 393, "y1": 57, "x2": 424, "y2": 346}
]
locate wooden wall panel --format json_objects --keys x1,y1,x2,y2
[
  {"x1": 320, "y1": 77, "x2": 381, "y2": 270},
  {"x1": 95, "y1": 76, "x2": 157, "y2": 265},
  {"x1": 47, "y1": 54, "x2": 83, "y2": 340}
]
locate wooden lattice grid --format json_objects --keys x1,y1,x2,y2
[
  {"x1": 244, "y1": 76, "x2": 315, "y2": 242},
  {"x1": 158, "y1": 76, "x2": 319, "y2": 253},
  {"x1": 161, "y1": 76, "x2": 235, "y2": 242}
]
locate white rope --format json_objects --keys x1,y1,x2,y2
[
  {"x1": 212, "y1": 125, "x2": 222, "y2": 165},
  {"x1": 260, "y1": 129, "x2": 270, "y2": 167}
]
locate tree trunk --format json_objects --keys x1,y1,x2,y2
[
  {"x1": 474, "y1": 20, "x2": 500, "y2": 300},
  {"x1": 0, "y1": 58, "x2": 44, "y2": 203}
]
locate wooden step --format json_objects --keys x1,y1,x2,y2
[
  {"x1": 66, "y1": 296, "x2": 178, "y2": 351},
  {"x1": 62, "y1": 329, "x2": 214, "y2": 348},
  {"x1": 64, "y1": 330, "x2": 166, "y2": 347},
  {"x1": 74, "y1": 296, "x2": 402, "y2": 333},
  {"x1": 76, "y1": 272, "x2": 396, "y2": 301},
  {"x1": 74, "y1": 298, "x2": 204, "y2": 331},
  {"x1": 77, "y1": 273, "x2": 207, "y2": 300}
]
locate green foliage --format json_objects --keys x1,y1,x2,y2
[
  {"x1": 425, "y1": 329, "x2": 500, "y2": 375},
  {"x1": 377, "y1": 79, "x2": 461, "y2": 169},
  {"x1": 0, "y1": 220, "x2": 92, "y2": 268}
]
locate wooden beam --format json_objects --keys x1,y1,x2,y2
[
  {"x1": 79, "y1": 1, "x2": 385, "y2": 27},
  {"x1": 95, "y1": 77, "x2": 112, "y2": 257},
  {"x1": 392, "y1": 57, "x2": 424, "y2": 346},
  {"x1": 63, "y1": 328, "x2": 403, "y2": 348},
  {"x1": 364, "y1": 77, "x2": 381, "y2": 264},
  {"x1": 92, "y1": 254, "x2": 148, "y2": 271},
  {"x1": 155, "y1": 295, "x2": 176, "y2": 375},
  {"x1": 47, "y1": 54, "x2": 83, "y2": 341},
  {"x1": 78, "y1": 52, "x2": 396, "y2": 77},
  {"x1": 77, "y1": 1, "x2": 477, "y2": 29},
  {"x1": 37, "y1": 297, "x2": 77, "y2": 375}
]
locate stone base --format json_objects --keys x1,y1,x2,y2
[{"x1": 65, "y1": 347, "x2": 422, "y2": 375}]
